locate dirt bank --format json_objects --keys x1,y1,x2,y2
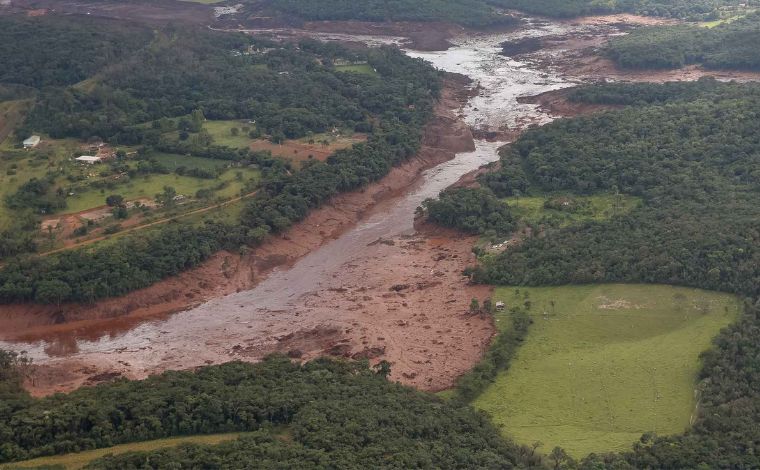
[{"x1": 517, "y1": 88, "x2": 621, "y2": 117}]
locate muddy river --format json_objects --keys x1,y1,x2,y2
[{"x1": 2, "y1": 18, "x2": 619, "y2": 392}]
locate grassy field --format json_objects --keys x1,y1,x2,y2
[
  {"x1": 335, "y1": 64, "x2": 378, "y2": 76},
  {"x1": 474, "y1": 284, "x2": 740, "y2": 457},
  {"x1": 504, "y1": 194, "x2": 641, "y2": 227},
  {"x1": 203, "y1": 120, "x2": 255, "y2": 148},
  {"x1": 1, "y1": 433, "x2": 252, "y2": 469},
  {"x1": 63, "y1": 167, "x2": 258, "y2": 214}
]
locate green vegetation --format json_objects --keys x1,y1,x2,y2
[
  {"x1": 265, "y1": 0, "x2": 518, "y2": 27},
  {"x1": 488, "y1": 0, "x2": 755, "y2": 19},
  {"x1": 2, "y1": 433, "x2": 251, "y2": 470},
  {"x1": 0, "y1": 16, "x2": 151, "y2": 88},
  {"x1": 334, "y1": 63, "x2": 378, "y2": 75},
  {"x1": 474, "y1": 284, "x2": 740, "y2": 457},
  {"x1": 0, "y1": 356, "x2": 532, "y2": 469},
  {"x1": 504, "y1": 193, "x2": 641, "y2": 228},
  {"x1": 423, "y1": 187, "x2": 516, "y2": 237},
  {"x1": 607, "y1": 13, "x2": 760, "y2": 69},
  {"x1": 201, "y1": 120, "x2": 255, "y2": 148}
]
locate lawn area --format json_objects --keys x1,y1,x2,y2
[
  {"x1": 474, "y1": 284, "x2": 741, "y2": 458},
  {"x1": 335, "y1": 64, "x2": 378, "y2": 76},
  {"x1": 0, "y1": 137, "x2": 81, "y2": 228},
  {"x1": 63, "y1": 167, "x2": 258, "y2": 214},
  {"x1": 505, "y1": 194, "x2": 641, "y2": 227},
  {"x1": 203, "y1": 120, "x2": 255, "y2": 148},
  {"x1": 1, "y1": 433, "x2": 252, "y2": 469}
]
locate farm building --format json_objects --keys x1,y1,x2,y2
[
  {"x1": 23, "y1": 135, "x2": 41, "y2": 148},
  {"x1": 75, "y1": 155, "x2": 103, "y2": 164}
]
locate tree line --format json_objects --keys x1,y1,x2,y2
[
  {"x1": 607, "y1": 13, "x2": 760, "y2": 70},
  {"x1": 0, "y1": 355, "x2": 532, "y2": 469},
  {"x1": 264, "y1": 0, "x2": 519, "y2": 27}
]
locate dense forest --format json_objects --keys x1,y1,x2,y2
[
  {"x1": 607, "y1": 13, "x2": 760, "y2": 70},
  {"x1": 0, "y1": 16, "x2": 441, "y2": 304},
  {"x1": 429, "y1": 80, "x2": 760, "y2": 468},
  {"x1": 264, "y1": 0, "x2": 755, "y2": 21},
  {"x1": 264, "y1": 0, "x2": 518, "y2": 27},
  {"x1": 0, "y1": 355, "x2": 535, "y2": 468},
  {"x1": 0, "y1": 16, "x2": 152, "y2": 88},
  {"x1": 486, "y1": 0, "x2": 755, "y2": 19}
]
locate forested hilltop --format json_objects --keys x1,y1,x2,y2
[
  {"x1": 0, "y1": 14, "x2": 441, "y2": 305},
  {"x1": 261, "y1": 0, "x2": 754, "y2": 22},
  {"x1": 608, "y1": 12, "x2": 760, "y2": 70},
  {"x1": 264, "y1": 0, "x2": 519, "y2": 27},
  {"x1": 426, "y1": 79, "x2": 760, "y2": 468},
  {"x1": 486, "y1": 0, "x2": 755, "y2": 19}
]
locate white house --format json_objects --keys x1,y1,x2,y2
[
  {"x1": 23, "y1": 135, "x2": 41, "y2": 148},
  {"x1": 75, "y1": 155, "x2": 103, "y2": 164}
]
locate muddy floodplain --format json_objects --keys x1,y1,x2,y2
[{"x1": 4, "y1": 14, "x2": 759, "y2": 396}]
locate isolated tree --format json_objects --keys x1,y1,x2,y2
[
  {"x1": 156, "y1": 186, "x2": 177, "y2": 207},
  {"x1": 105, "y1": 194, "x2": 124, "y2": 207},
  {"x1": 469, "y1": 298, "x2": 480, "y2": 314},
  {"x1": 230, "y1": 127, "x2": 240, "y2": 136}
]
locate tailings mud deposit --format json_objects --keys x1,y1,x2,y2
[{"x1": 1, "y1": 17, "x2": 691, "y2": 395}]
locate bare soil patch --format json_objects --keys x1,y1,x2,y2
[{"x1": 250, "y1": 134, "x2": 367, "y2": 164}]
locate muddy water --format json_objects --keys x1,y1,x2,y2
[{"x1": 2, "y1": 19, "x2": 588, "y2": 378}]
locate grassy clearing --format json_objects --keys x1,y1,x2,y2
[
  {"x1": 505, "y1": 194, "x2": 641, "y2": 227},
  {"x1": 203, "y1": 120, "x2": 255, "y2": 148},
  {"x1": 63, "y1": 167, "x2": 259, "y2": 214},
  {"x1": 335, "y1": 64, "x2": 378, "y2": 76},
  {"x1": 474, "y1": 284, "x2": 740, "y2": 458},
  {"x1": 1, "y1": 433, "x2": 252, "y2": 470}
]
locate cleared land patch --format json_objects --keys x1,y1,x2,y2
[
  {"x1": 250, "y1": 132, "x2": 367, "y2": 164},
  {"x1": 504, "y1": 193, "x2": 641, "y2": 227},
  {"x1": 474, "y1": 284, "x2": 740, "y2": 457},
  {"x1": 1, "y1": 433, "x2": 252, "y2": 469}
]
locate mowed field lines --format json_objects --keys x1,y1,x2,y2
[{"x1": 475, "y1": 284, "x2": 740, "y2": 457}]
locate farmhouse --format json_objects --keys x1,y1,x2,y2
[
  {"x1": 23, "y1": 135, "x2": 41, "y2": 148},
  {"x1": 75, "y1": 155, "x2": 103, "y2": 164}
]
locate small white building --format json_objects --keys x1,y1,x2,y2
[
  {"x1": 75, "y1": 155, "x2": 103, "y2": 164},
  {"x1": 23, "y1": 135, "x2": 41, "y2": 148}
]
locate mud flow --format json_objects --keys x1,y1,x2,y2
[{"x1": 5, "y1": 15, "x2": 753, "y2": 396}]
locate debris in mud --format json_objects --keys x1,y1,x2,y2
[
  {"x1": 352, "y1": 346, "x2": 386, "y2": 360},
  {"x1": 368, "y1": 237, "x2": 396, "y2": 246},
  {"x1": 85, "y1": 371, "x2": 123, "y2": 385},
  {"x1": 500, "y1": 37, "x2": 543, "y2": 57}
]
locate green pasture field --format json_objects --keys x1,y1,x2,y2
[
  {"x1": 335, "y1": 64, "x2": 378, "y2": 76},
  {"x1": 474, "y1": 284, "x2": 740, "y2": 457},
  {"x1": 504, "y1": 194, "x2": 641, "y2": 227}
]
